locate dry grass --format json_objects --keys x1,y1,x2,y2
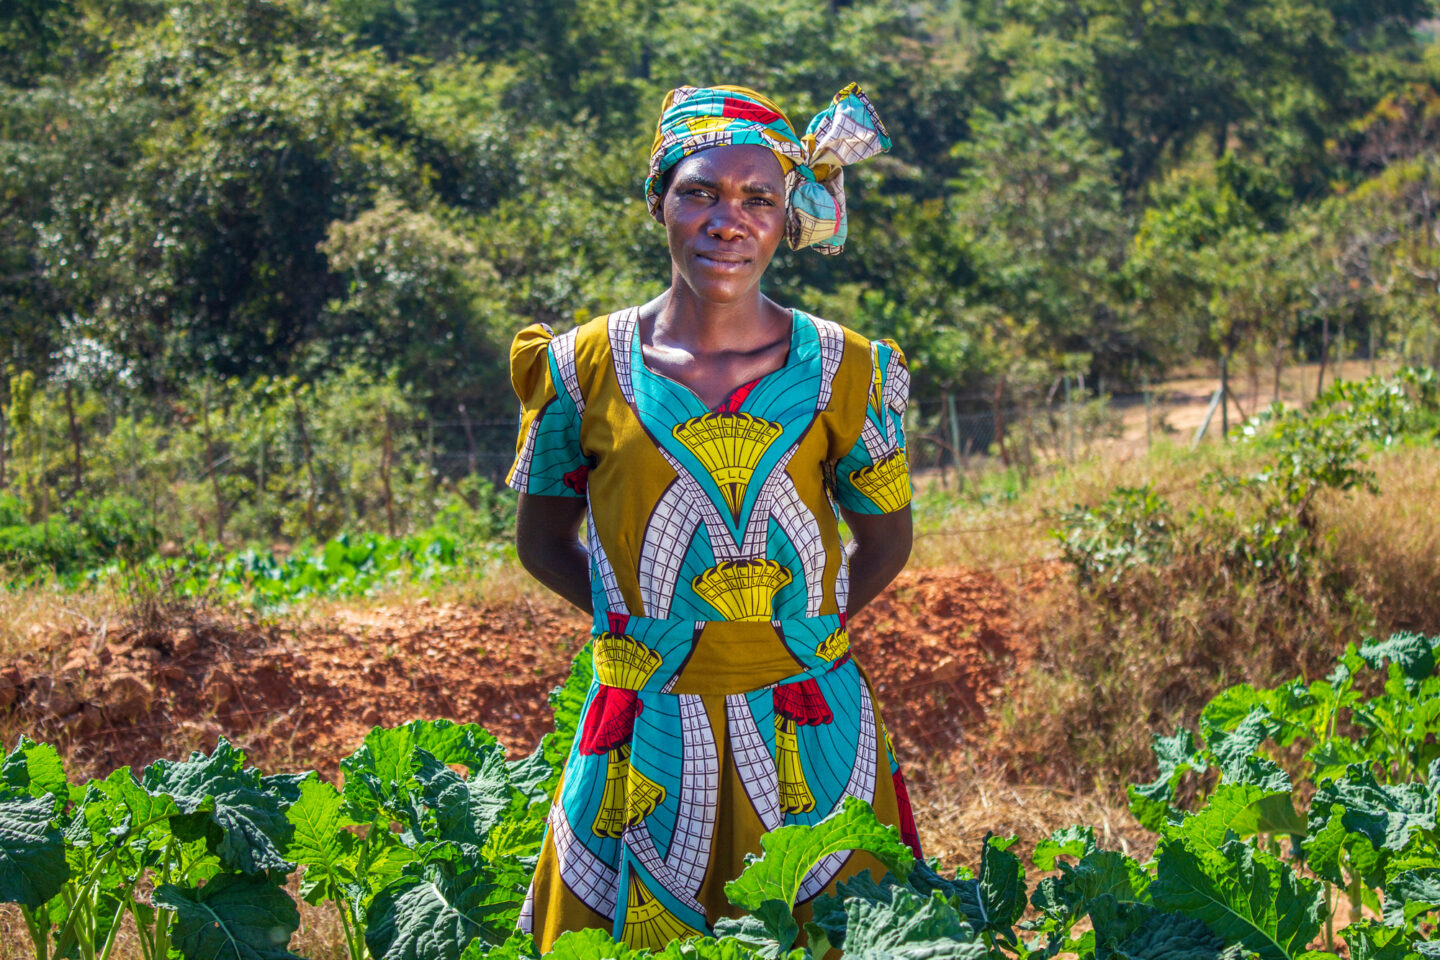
[{"x1": 985, "y1": 441, "x2": 1440, "y2": 796}]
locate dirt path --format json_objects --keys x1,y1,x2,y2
[{"x1": 0, "y1": 566, "x2": 1045, "y2": 784}]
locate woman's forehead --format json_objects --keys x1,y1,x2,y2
[{"x1": 670, "y1": 143, "x2": 785, "y2": 188}]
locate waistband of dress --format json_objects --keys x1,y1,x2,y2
[{"x1": 586, "y1": 613, "x2": 852, "y2": 696}]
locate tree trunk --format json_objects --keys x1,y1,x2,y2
[{"x1": 64, "y1": 381, "x2": 83, "y2": 495}]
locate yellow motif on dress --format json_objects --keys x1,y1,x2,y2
[
  {"x1": 870, "y1": 342, "x2": 885, "y2": 413},
  {"x1": 848, "y1": 448, "x2": 911, "y2": 513},
  {"x1": 621, "y1": 874, "x2": 704, "y2": 950},
  {"x1": 593, "y1": 632, "x2": 662, "y2": 690},
  {"x1": 691, "y1": 559, "x2": 793, "y2": 622},
  {"x1": 671, "y1": 412, "x2": 783, "y2": 519},
  {"x1": 594, "y1": 743, "x2": 632, "y2": 838},
  {"x1": 593, "y1": 744, "x2": 668, "y2": 838},
  {"x1": 626, "y1": 763, "x2": 666, "y2": 826},
  {"x1": 774, "y1": 717, "x2": 816, "y2": 813},
  {"x1": 815, "y1": 627, "x2": 850, "y2": 662}
]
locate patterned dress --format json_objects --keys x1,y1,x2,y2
[{"x1": 506, "y1": 306, "x2": 920, "y2": 952}]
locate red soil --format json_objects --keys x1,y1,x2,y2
[{"x1": 0, "y1": 566, "x2": 1048, "y2": 782}]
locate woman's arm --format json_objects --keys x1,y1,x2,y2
[
  {"x1": 515, "y1": 493, "x2": 593, "y2": 614},
  {"x1": 840, "y1": 504, "x2": 913, "y2": 616}
]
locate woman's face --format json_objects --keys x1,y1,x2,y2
[{"x1": 659, "y1": 143, "x2": 787, "y2": 305}]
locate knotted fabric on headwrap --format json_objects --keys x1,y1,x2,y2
[{"x1": 644, "y1": 83, "x2": 891, "y2": 256}]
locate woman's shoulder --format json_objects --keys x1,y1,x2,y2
[{"x1": 789, "y1": 308, "x2": 906, "y2": 370}]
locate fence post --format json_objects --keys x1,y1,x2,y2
[
  {"x1": 1063, "y1": 375, "x2": 1074, "y2": 462},
  {"x1": 293, "y1": 393, "x2": 318, "y2": 537},
  {"x1": 1316, "y1": 314, "x2": 1330, "y2": 397},
  {"x1": 458, "y1": 402, "x2": 478, "y2": 476},
  {"x1": 381, "y1": 406, "x2": 396, "y2": 537},
  {"x1": 993, "y1": 378, "x2": 1009, "y2": 467},
  {"x1": 1370, "y1": 322, "x2": 1377, "y2": 378},
  {"x1": 1142, "y1": 373, "x2": 1152, "y2": 452},
  {"x1": 945, "y1": 393, "x2": 961, "y2": 488},
  {"x1": 0, "y1": 400, "x2": 7, "y2": 489},
  {"x1": 257, "y1": 413, "x2": 266, "y2": 538},
  {"x1": 1220, "y1": 353, "x2": 1230, "y2": 440},
  {"x1": 200, "y1": 379, "x2": 226, "y2": 544}
]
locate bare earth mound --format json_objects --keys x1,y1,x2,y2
[{"x1": 0, "y1": 567, "x2": 1038, "y2": 785}]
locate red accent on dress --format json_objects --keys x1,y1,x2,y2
[
  {"x1": 714, "y1": 377, "x2": 763, "y2": 413},
  {"x1": 772, "y1": 678, "x2": 834, "y2": 726},
  {"x1": 578, "y1": 686, "x2": 643, "y2": 755},
  {"x1": 562, "y1": 465, "x2": 590, "y2": 494},
  {"x1": 892, "y1": 768, "x2": 923, "y2": 859}
]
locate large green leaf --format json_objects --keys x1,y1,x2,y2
[
  {"x1": 413, "y1": 745, "x2": 518, "y2": 855},
  {"x1": 1103, "y1": 909, "x2": 1239, "y2": 960},
  {"x1": 1180, "y1": 783, "x2": 1306, "y2": 847},
  {"x1": 1, "y1": 736, "x2": 67, "y2": 806},
  {"x1": 518, "y1": 927, "x2": 645, "y2": 960},
  {"x1": 542, "y1": 642, "x2": 594, "y2": 799},
  {"x1": 141, "y1": 739, "x2": 295, "y2": 874},
  {"x1": 1152, "y1": 836, "x2": 1324, "y2": 960},
  {"x1": 285, "y1": 777, "x2": 360, "y2": 905},
  {"x1": 1129, "y1": 729, "x2": 1208, "y2": 829},
  {"x1": 723, "y1": 796, "x2": 914, "y2": 912},
  {"x1": 456, "y1": 931, "x2": 539, "y2": 959},
  {"x1": 0, "y1": 793, "x2": 68, "y2": 907},
  {"x1": 840, "y1": 887, "x2": 985, "y2": 959},
  {"x1": 1344, "y1": 919, "x2": 1417, "y2": 960},
  {"x1": 1358, "y1": 634, "x2": 1438, "y2": 688},
  {"x1": 365, "y1": 856, "x2": 524, "y2": 960},
  {"x1": 341, "y1": 720, "x2": 499, "y2": 823},
  {"x1": 711, "y1": 899, "x2": 798, "y2": 957},
  {"x1": 154, "y1": 872, "x2": 300, "y2": 960},
  {"x1": 1382, "y1": 868, "x2": 1440, "y2": 928},
  {"x1": 1307, "y1": 766, "x2": 1436, "y2": 856},
  {"x1": 1032, "y1": 825, "x2": 1097, "y2": 871}
]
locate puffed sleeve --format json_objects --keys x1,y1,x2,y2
[
  {"x1": 505, "y1": 323, "x2": 590, "y2": 497},
  {"x1": 833, "y1": 338, "x2": 912, "y2": 514}
]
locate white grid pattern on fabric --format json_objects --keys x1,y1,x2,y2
[
  {"x1": 551, "y1": 802, "x2": 619, "y2": 917},
  {"x1": 769, "y1": 480, "x2": 827, "y2": 617},
  {"x1": 740, "y1": 445, "x2": 799, "y2": 557},
  {"x1": 726, "y1": 694, "x2": 783, "y2": 832},
  {"x1": 624, "y1": 822, "x2": 707, "y2": 915},
  {"x1": 657, "y1": 446, "x2": 739, "y2": 561},
  {"x1": 609, "y1": 308, "x2": 638, "y2": 404},
  {"x1": 859, "y1": 416, "x2": 893, "y2": 462},
  {"x1": 518, "y1": 881, "x2": 535, "y2": 934},
  {"x1": 552, "y1": 326, "x2": 585, "y2": 417},
  {"x1": 638, "y1": 482, "x2": 702, "y2": 620},
  {"x1": 665, "y1": 693, "x2": 720, "y2": 897},
  {"x1": 885, "y1": 350, "x2": 909, "y2": 418},
  {"x1": 835, "y1": 551, "x2": 850, "y2": 620},
  {"x1": 812, "y1": 111, "x2": 880, "y2": 166},
  {"x1": 510, "y1": 415, "x2": 540, "y2": 489},
  {"x1": 795, "y1": 680, "x2": 878, "y2": 904},
  {"x1": 587, "y1": 505, "x2": 630, "y2": 614},
  {"x1": 813, "y1": 317, "x2": 845, "y2": 411}
]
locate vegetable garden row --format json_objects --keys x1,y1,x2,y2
[{"x1": 3, "y1": 629, "x2": 1439, "y2": 960}]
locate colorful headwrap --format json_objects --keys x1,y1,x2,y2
[{"x1": 644, "y1": 83, "x2": 891, "y2": 256}]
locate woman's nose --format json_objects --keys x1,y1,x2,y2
[{"x1": 707, "y1": 203, "x2": 747, "y2": 240}]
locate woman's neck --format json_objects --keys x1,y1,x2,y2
[{"x1": 647, "y1": 282, "x2": 787, "y2": 353}]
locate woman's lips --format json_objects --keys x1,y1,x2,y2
[{"x1": 695, "y1": 251, "x2": 751, "y2": 271}]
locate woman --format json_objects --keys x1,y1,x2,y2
[{"x1": 506, "y1": 83, "x2": 918, "y2": 951}]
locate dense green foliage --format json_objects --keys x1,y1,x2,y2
[
  {"x1": 3, "y1": 632, "x2": 1439, "y2": 959},
  {"x1": 3, "y1": 0, "x2": 1440, "y2": 548}
]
